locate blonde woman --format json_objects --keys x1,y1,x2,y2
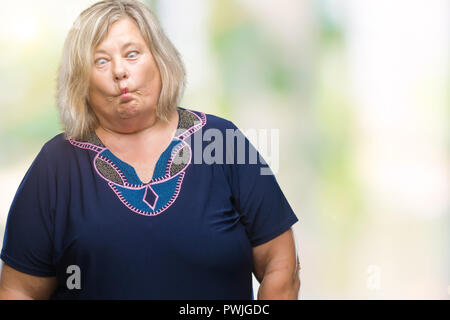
[{"x1": 0, "y1": 0, "x2": 300, "y2": 300}]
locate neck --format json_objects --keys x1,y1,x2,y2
[{"x1": 95, "y1": 108, "x2": 178, "y2": 148}]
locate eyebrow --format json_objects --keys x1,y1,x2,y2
[{"x1": 94, "y1": 41, "x2": 141, "y2": 54}]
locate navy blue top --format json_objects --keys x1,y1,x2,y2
[{"x1": 1, "y1": 107, "x2": 298, "y2": 299}]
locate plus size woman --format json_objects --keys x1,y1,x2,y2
[{"x1": 0, "y1": 0, "x2": 300, "y2": 300}]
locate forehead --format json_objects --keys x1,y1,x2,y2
[{"x1": 95, "y1": 17, "x2": 147, "y2": 52}]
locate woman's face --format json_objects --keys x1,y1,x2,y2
[{"x1": 88, "y1": 17, "x2": 162, "y2": 133}]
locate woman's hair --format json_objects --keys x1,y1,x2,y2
[{"x1": 56, "y1": 0, "x2": 186, "y2": 140}]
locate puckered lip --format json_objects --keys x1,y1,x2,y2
[
  {"x1": 116, "y1": 86, "x2": 133, "y2": 101},
  {"x1": 120, "y1": 93, "x2": 133, "y2": 103},
  {"x1": 116, "y1": 86, "x2": 130, "y2": 96}
]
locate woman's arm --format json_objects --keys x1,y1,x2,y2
[
  {"x1": 252, "y1": 228, "x2": 300, "y2": 300},
  {"x1": 0, "y1": 262, "x2": 57, "y2": 300}
]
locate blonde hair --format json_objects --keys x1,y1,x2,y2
[{"x1": 56, "y1": 0, "x2": 186, "y2": 140}]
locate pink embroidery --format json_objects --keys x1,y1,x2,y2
[
  {"x1": 97, "y1": 154, "x2": 127, "y2": 185},
  {"x1": 167, "y1": 140, "x2": 191, "y2": 178},
  {"x1": 68, "y1": 109, "x2": 207, "y2": 216},
  {"x1": 142, "y1": 185, "x2": 158, "y2": 211},
  {"x1": 68, "y1": 139, "x2": 105, "y2": 153},
  {"x1": 177, "y1": 110, "x2": 206, "y2": 140},
  {"x1": 108, "y1": 172, "x2": 185, "y2": 216}
]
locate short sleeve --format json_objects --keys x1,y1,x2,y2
[
  {"x1": 224, "y1": 121, "x2": 299, "y2": 247},
  {"x1": 1, "y1": 144, "x2": 56, "y2": 276}
]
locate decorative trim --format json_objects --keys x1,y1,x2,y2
[
  {"x1": 97, "y1": 154, "x2": 127, "y2": 185},
  {"x1": 68, "y1": 139, "x2": 105, "y2": 153},
  {"x1": 68, "y1": 108, "x2": 207, "y2": 216},
  {"x1": 108, "y1": 171, "x2": 185, "y2": 216}
]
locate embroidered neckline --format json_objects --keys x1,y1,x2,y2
[
  {"x1": 68, "y1": 107, "x2": 207, "y2": 216},
  {"x1": 91, "y1": 107, "x2": 182, "y2": 185},
  {"x1": 69, "y1": 107, "x2": 205, "y2": 185}
]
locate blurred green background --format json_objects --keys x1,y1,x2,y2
[{"x1": 0, "y1": 0, "x2": 448, "y2": 299}]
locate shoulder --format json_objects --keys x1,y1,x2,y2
[
  {"x1": 34, "y1": 132, "x2": 79, "y2": 169},
  {"x1": 15, "y1": 133, "x2": 73, "y2": 183},
  {"x1": 40, "y1": 132, "x2": 73, "y2": 156},
  {"x1": 181, "y1": 106, "x2": 237, "y2": 132}
]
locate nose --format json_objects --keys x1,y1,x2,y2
[{"x1": 113, "y1": 61, "x2": 128, "y2": 81}]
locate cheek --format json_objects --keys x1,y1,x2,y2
[
  {"x1": 137, "y1": 58, "x2": 161, "y2": 84},
  {"x1": 90, "y1": 72, "x2": 107, "y2": 92},
  {"x1": 89, "y1": 76, "x2": 111, "y2": 107},
  {"x1": 90, "y1": 71, "x2": 116, "y2": 98}
]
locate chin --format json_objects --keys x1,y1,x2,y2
[{"x1": 117, "y1": 103, "x2": 140, "y2": 119}]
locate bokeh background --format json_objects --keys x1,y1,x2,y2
[{"x1": 0, "y1": 0, "x2": 448, "y2": 299}]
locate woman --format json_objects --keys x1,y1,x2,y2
[{"x1": 0, "y1": 0, "x2": 300, "y2": 300}]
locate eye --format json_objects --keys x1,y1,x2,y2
[
  {"x1": 95, "y1": 58, "x2": 108, "y2": 66},
  {"x1": 127, "y1": 51, "x2": 139, "y2": 58}
]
